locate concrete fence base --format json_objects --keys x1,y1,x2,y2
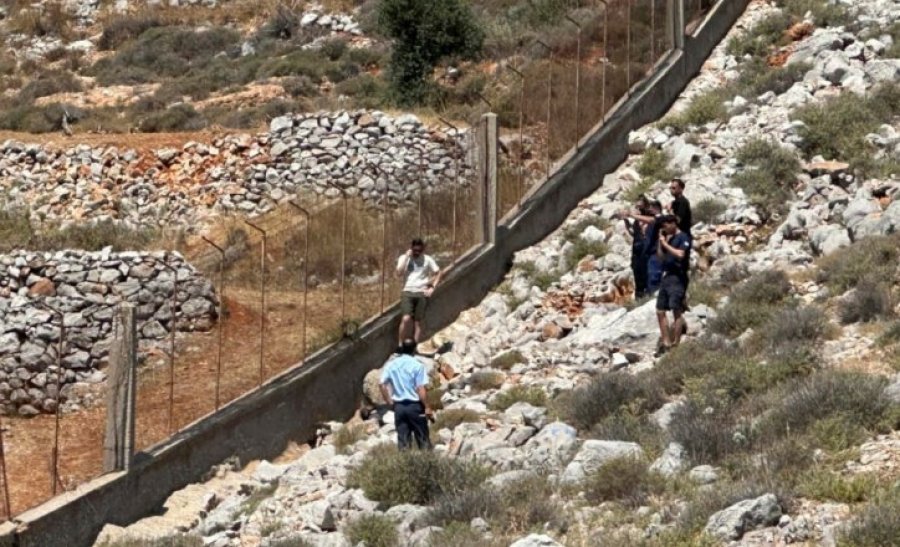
[{"x1": 3, "y1": 1, "x2": 750, "y2": 545}]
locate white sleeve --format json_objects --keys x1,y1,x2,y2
[
  {"x1": 427, "y1": 256, "x2": 439, "y2": 274},
  {"x1": 397, "y1": 255, "x2": 406, "y2": 270}
]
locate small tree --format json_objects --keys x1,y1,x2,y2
[{"x1": 378, "y1": 0, "x2": 484, "y2": 105}]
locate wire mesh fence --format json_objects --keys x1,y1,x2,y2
[{"x1": 0, "y1": 0, "x2": 704, "y2": 520}]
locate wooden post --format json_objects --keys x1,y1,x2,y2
[{"x1": 103, "y1": 304, "x2": 137, "y2": 473}]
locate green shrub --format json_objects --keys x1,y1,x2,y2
[
  {"x1": 661, "y1": 89, "x2": 729, "y2": 133},
  {"x1": 432, "y1": 408, "x2": 481, "y2": 432},
  {"x1": 347, "y1": 444, "x2": 489, "y2": 506},
  {"x1": 817, "y1": 235, "x2": 900, "y2": 292},
  {"x1": 98, "y1": 535, "x2": 203, "y2": 547},
  {"x1": 516, "y1": 261, "x2": 560, "y2": 292},
  {"x1": 490, "y1": 349, "x2": 525, "y2": 370},
  {"x1": 808, "y1": 414, "x2": 869, "y2": 452},
  {"x1": 17, "y1": 70, "x2": 82, "y2": 103},
  {"x1": 489, "y1": 385, "x2": 547, "y2": 411},
  {"x1": 430, "y1": 475, "x2": 562, "y2": 536},
  {"x1": 557, "y1": 372, "x2": 664, "y2": 432},
  {"x1": 425, "y1": 522, "x2": 494, "y2": 546},
  {"x1": 345, "y1": 514, "x2": 398, "y2": 547},
  {"x1": 726, "y1": 12, "x2": 792, "y2": 58},
  {"x1": 762, "y1": 371, "x2": 892, "y2": 438},
  {"x1": 140, "y1": 104, "x2": 205, "y2": 132},
  {"x1": 710, "y1": 270, "x2": 792, "y2": 336},
  {"x1": 840, "y1": 280, "x2": 894, "y2": 324},
  {"x1": 333, "y1": 424, "x2": 368, "y2": 454},
  {"x1": 777, "y1": 0, "x2": 851, "y2": 27},
  {"x1": 590, "y1": 412, "x2": 666, "y2": 454},
  {"x1": 581, "y1": 457, "x2": 664, "y2": 508},
  {"x1": 262, "y1": 4, "x2": 301, "y2": 40},
  {"x1": 427, "y1": 486, "x2": 501, "y2": 526},
  {"x1": 99, "y1": 13, "x2": 164, "y2": 50},
  {"x1": 669, "y1": 400, "x2": 744, "y2": 464},
  {"x1": 8, "y1": 1, "x2": 72, "y2": 39},
  {"x1": 839, "y1": 489, "x2": 900, "y2": 547},
  {"x1": 734, "y1": 59, "x2": 811, "y2": 98},
  {"x1": 378, "y1": 0, "x2": 484, "y2": 104},
  {"x1": 89, "y1": 26, "x2": 241, "y2": 85},
  {"x1": 731, "y1": 139, "x2": 801, "y2": 220},
  {"x1": 637, "y1": 148, "x2": 675, "y2": 181},
  {"x1": 793, "y1": 84, "x2": 900, "y2": 176},
  {"x1": 692, "y1": 198, "x2": 727, "y2": 225},
  {"x1": 0, "y1": 213, "x2": 161, "y2": 253},
  {"x1": 267, "y1": 538, "x2": 312, "y2": 547},
  {"x1": 755, "y1": 305, "x2": 832, "y2": 351},
  {"x1": 877, "y1": 322, "x2": 900, "y2": 348},
  {"x1": 687, "y1": 280, "x2": 722, "y2": 308},
  {"x1": 566, "y1": 239, "x2": 608, "y2": 270},
  {"x1": 468, "y1": 370, "x2": 505, "y2": 392}
]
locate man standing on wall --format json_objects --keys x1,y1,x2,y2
[
  {"x1": 396, "y1": 238, "x2": 442, "y2": 344},
  {"x1": 379, "y1": 339, "x2": 433, "y2": 450},
  {"x1": 655, "y1": 215, "x2": 692, "y2": 355}
]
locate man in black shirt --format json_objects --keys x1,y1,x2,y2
[
  {"x1": 666, "y1": 179, "x2": 692, "y2": 236},
  {"x1": 656, "y1": 215, "x2": 692, "y2": 354}
]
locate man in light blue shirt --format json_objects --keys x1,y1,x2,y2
[{"x1": 379, "y1": 339, "x2": 433, "y2": 449}]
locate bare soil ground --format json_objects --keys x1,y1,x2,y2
[{"x1": 3, "y1": 280, "x2": 389, "y2": 517}]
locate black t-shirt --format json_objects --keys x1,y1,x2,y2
[{"x1": 672, "y1": 196, "x2": 692, "y2": 234}]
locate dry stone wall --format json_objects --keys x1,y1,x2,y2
[
  {"x1": 0, "y1": 249, "x2": 217, "y2": 416},
  {"x1": 0, "y1": 111, "x2": 470, "y2": 231}
]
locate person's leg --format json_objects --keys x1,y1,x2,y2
[
  {"x1": 399, "y1": 316, "x2": 412, "y2": 344},
  {"x1": 394, "y1": 403, "x2": 412, "y2": 449},
  {"x1": 656, "y1": 282, "x2": 672, "y2": 349},
  {"x1": 413, "y1": 295, "x2": 427, "y2": 343},
  {"x1": 657, "y1": 310, "x2": 671, "y2": 349},
  {"x1": 409, "y1": 402, "x2": 432, "y2": 450},
  {"x1": 672, "y1": 310, "x2": 686, "y2": 346},
  {"x1": 668, "y1": 278, "x2": 687, "y2": 346}
]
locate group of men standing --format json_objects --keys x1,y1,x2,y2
[
  {"x1": 379, "y1": 179, "x2": 695, "y2": 450},
  {"x1": 618, "y1": 178, "x2": 693, "y2": 355}
]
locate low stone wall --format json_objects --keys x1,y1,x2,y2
[
  {"x1": 1, "y1": 111, "x2": 468, "y2": 230},
  {"x1": 0, "y1": 250, "x2": 217, "y2": 416}
]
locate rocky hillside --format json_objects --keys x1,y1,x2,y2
[{"x1": 96, "y1": 0, "x2": 900, "y2": 546}]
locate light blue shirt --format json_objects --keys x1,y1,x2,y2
[{"x1": 380, "y1": 355, "x2": 427, "y2": 403}]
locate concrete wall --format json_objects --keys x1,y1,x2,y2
[{"x1": 4, "y1": 2, "x2": 749, "y2": 545}]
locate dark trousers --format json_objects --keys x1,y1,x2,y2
[
  {"x1": 394, "y1": 401, "x2": 431, "y2": 450},
  {"x1": 632, "y1": 252, "x2": 648, "y2": 297}
]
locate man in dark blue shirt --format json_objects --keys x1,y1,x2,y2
[
  {"x1": 655, "y1": 215, "x2": 691, "y2": 353},
  {"x1": 623, "y1": 200, "x2": 664, "y2": 295},
  {"x1": 620, "y1": 196, "x2": 650, "y2": 298}
]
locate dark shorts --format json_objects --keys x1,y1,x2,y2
[
  {"x1": 656, "y1": 274, "x2": 687, "y2": 313},
  {"x1": 401, "y1": 292, "x2": 428, "y2": 321}
]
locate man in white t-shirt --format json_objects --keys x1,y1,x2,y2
[{"x1": 396, "y1": 238, "x2": 442, "y2": 344}]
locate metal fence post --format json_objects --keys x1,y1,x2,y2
[
  {"x1": 201, "y1": 237, "x2": 226, "y2": 410},
  {"x1": 626, "y1": 0, "x2": 633, "y2": 93},
  {"x1": 535, "y1": 40, "x2": 553, "y2": 179},
  {"x1": 598, "y1": 0, "x2": 609, "y2": 118},
  {"x1": 287, "y1": 202, "x2": 310, "y2": 363},
  {"x1": 243, "y1": 221, "x2": 267, "y2": 386},
  {"x1": 0, "y1": 413, "x2": 10, "y2": 519},
  {"x1": 38, "y1": 302, "x2": 64, "y2": 495},
  {"x1": 103, "y1": 303, "x2": 137, "y2": 473},
  {"x1": 438, "y1": 117, "x2": 464, "y2": 255},
  {"x1": 565, "y1": 15, "x2": 582, "y2": 149},
  {"x1": 669, "y1": 0, "x2": 686, "y2": 50},
  {"x1": 157, "y1": 257, "x2": 178, "y2": 434}
]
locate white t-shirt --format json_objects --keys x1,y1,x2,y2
[{"x1": 397, "y1": 254, "x2": 439, "y2": 294}]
